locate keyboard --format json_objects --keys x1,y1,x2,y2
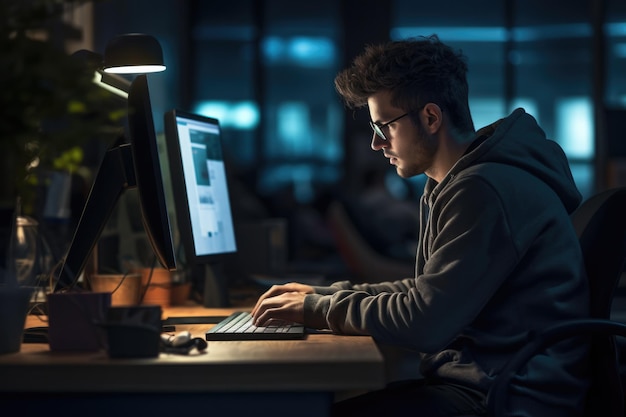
[{"x1": 205, "y1": 311, "x2": 306, "y2": 341}]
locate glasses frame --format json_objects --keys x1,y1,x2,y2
[{"x1": 369, "y1": 112, "x2": 409, "y2": 141}]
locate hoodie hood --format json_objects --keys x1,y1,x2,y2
[{"x1": 439, "y1": 108, "x2": 582, "y2": 214}]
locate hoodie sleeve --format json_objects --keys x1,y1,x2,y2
[
  {"x1": 303, "y1": 177, "x2": 521, "y2": 352},
  {"x1": 305, "y1": 278, "x2": 420, "y2": 329},
  {"x1": 311, "y1": 278, "x2": 419, "y2": 295}
]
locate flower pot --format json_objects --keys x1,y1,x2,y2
[
  {"x1": 138, "y1": 267, "x2": 172, "y2": 307},
  {"x1": 87, "y1": 273, "x2": 142, "y2": 306},
  {"x1": 0, "y1": 286, "x2": 34, "y2": 355}
]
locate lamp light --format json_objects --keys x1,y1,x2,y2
[
  {"x1": 71, "y1": 33, "x2": 165, "y2": 97},
  {"x1": 103, "y1": 33, "x2": 166, "y2": 74}
]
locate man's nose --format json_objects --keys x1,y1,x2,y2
[{"x1": 371, "y1": 133, "x2": 386, "y2": 151}]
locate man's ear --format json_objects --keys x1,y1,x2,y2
[{"x1": 422, "y1": 103, "x2": 443, "y2": 133}]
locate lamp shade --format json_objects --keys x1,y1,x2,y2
[{"x1": 103, "y1": 33, "x2": 166, "y2": 74}]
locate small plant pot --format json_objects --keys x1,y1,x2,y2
[
  {"x1": 88, "y1": 273, "x2": 142, "y2": 306},
  {"x1": 139, "y1": 267, "x2": 172, "y2": 307},
  {"x1": 46, "y1": 291, "x2": 111, "y2": 351}
]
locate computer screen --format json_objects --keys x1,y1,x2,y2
[
  {"x1": 56, "y1": 74, "x2": 176, "y2": 290},
  {"x1": 164, "y1": 109, "x2": 237, "y2": 306}
]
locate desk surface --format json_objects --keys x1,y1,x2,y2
[{"x1": 0, "y1": 305, "x2": 385, "y2": 394}]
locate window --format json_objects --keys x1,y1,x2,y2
[
  {"x1": 391, "y1": 0, "x2": 626, "y2": 198},
  {"x1": 190, "y1": 0, "x2": 342, "y2": 202}
]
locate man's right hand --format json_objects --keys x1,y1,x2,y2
[{"x1": 251, "y1": 282, "x2": 315, "y2": 317}]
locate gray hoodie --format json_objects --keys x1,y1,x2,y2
[{"x1": 304, "y1": 108, "x2": 590, "y2": 416}]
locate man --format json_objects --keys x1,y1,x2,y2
[{"x1": 252, "y1": 35, "x2": 590, "y2": 416}]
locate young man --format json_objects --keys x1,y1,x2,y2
[{"x1": 252, "y1": 35, "x2": 590, "y2": 416}]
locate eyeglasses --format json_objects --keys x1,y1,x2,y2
[{"x1": 369, "y1": 112, "x2": 409, "y2": 141}]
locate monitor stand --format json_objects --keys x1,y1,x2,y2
[
  {"x1": 202, "y1": 262, "x2": 230, "y2": 308},
  {"x1": 57, "y1": 143, "x2": 135, "y2": 290}
]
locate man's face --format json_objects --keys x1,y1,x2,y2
[{"x1": 367, "y1": 91, "x2": 438, "y2": 179}]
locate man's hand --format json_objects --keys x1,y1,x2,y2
[{"x1": 251, "y1": 282, "x2": 314, "y2": 326}]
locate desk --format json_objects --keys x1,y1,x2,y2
[{"x1": 0, "y1": 306, "x2": 385, "y2": 417}]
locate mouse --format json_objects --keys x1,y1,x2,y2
[
  {"x1": 160, "y1": 330, "x2": 207, "y2": 354},
  {"x1": 161, "y1": 330, "x2": 191, "y2": 347}
]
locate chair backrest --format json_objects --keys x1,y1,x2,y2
[
  {"x1": 570, "y1": 187, "x2": 626, "y2": 416},
  {"x1": 571, "y1": 187, "x2": 626, "y2": 319},
  {"x1": 486, "y1": 187, "x2": 626, "y2": 417}
]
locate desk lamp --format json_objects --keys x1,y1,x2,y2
[
  {"x1": 103, "y1": 33, "x2": 166, "y2": 74},
  {"x1": 72, "y1": 33, "x2": 166, "y2": 98},
  {"x1": 39, "y1": 33, "x2": 174, "y2": 354},
  {"x1": 58, "y1": 33, "x2": 173, "y2": 291}
]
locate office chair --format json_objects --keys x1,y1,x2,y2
[{"x1": 487, "y1": 187, "x2": 626, "y2": 416}]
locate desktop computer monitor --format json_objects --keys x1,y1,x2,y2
[
  {"x1": 163, "y1": 109, "x2": 237, "y2": 307},
  {"x1": 56, "y1": 74, "x2": 176, "y2": 290}
]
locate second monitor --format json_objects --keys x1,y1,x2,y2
[{"x1": 164, "y1": 109, "x2": 237, "y2": 307}]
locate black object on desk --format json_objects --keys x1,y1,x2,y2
[
  {"x1": 22, "y1": 327, "x2": 49, "y2": 344},
  {"x1": 162, "y1": 316, "x2": 229, "y2": 325},
  {"x1": 104, "y1": 306, "x2": 162, "y2": 358}
]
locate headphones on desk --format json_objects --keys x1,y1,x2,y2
[{"x1": 160, "y1": 331, "x2": 208, "y2": 355}]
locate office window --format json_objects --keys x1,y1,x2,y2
[
  {"x1": 260, "y1": 1, "x2": 342, "y2": 201},
  {"x1": 605, "y1": 0, "x2": 626, "y2": 188},
  {"x1": 96, "y1": 0, "x2": 626, "y2": 204},
  {"x1": 391, "y1": 1, "x2": 508, "y2": 128},
  {"x1": 190, "y1": 1, "x2": 258, "y2": 169},
  {"x1": 513, "y1": 0, "x2": 595, "y2": 197},
  {"x1": 604, "y1": 0, "x2": 626, "y2": 106},
  {"x1": 189, "y1": 0, "x2": 342, "y2": 202},
  {"x1": 392, "y1": 0, "x2": 611, "y2": 197}
]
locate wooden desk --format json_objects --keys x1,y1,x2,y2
[{"x1": 0, "y1": 306, "x2": 385, "y2": 417}]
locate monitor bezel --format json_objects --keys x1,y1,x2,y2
[
  {"x1": 127, "y1": 75, "x2": 177, "y2": 273},
  {"x1": 163, "y1": 108, "x2": 238, "y2": 268}
]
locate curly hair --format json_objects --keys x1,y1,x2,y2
[{"x1": 334, "y1": 34, "x2": 474, "y2": 133}]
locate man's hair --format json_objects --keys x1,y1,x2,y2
[{"x1": 334, "y1": 34, "x2": 474, "y2": 133}]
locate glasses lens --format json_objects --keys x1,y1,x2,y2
[{"x1": 369, "y1": 121, "x2": 386, "y2": 140}]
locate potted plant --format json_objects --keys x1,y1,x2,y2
[
  {"x1": 1, "y1": 0, "x2": 122, "y2": 214},
  {"x1": 0, "y1": 0, "x2": 122, "y2": 353}
]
